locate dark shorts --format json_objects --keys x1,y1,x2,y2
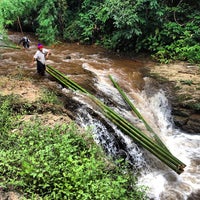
[
  {"x1": 23, "y1": 42, "x2": 29, "y2": 48},
  {"x1": 37, "y1": 60, "x2": 46, "y2": 76}
]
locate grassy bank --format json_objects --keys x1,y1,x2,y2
[{"x1": 0, "y1": 94, "x2": 147, "y2": 200}]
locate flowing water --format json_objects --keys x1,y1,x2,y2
[{"x1": 1, "y1": 31, "x2": 200, "y2": 199}]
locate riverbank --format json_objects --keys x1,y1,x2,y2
[
  {"x1": 1, "y1": 34, "x2": 200, "y2": 134},
  {"x1": 1, "y1": 33, "x2": 200, "y2": 199},
  {"x1": 149, "y1": 62, "x2": 200, "y2": 133}
]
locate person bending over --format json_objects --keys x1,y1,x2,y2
[{"x1": 18, "y1": 36, "x2": 31, "y2": 49}]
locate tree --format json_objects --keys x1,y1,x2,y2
[{"x1": 1, "y1": 0, "x2": 200, "y2": 62}]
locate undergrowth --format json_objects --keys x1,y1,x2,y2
[{"x1": 0, "y1": 95, "x2": 148, "y2": 200}]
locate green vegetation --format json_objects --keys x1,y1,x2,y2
[
  {"x1": 0, "y1": 94, "x2": 147, "y2": 199},
  {"x1": 180, "y1": 79, "x2": 193, "y2": 86},
  {"x1": 39, "y1": 88, "x2": 63, "y2": 105},
  {"x1": 1, "y1": 0, "x2": 200, "y2": 63},
  {"x1": 191, "y1": 103, "x2": 200, "y2": 111}
]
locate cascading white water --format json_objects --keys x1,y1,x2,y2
[
  {"x1": 70, "y1": 92, "x2": 148, "y2": 171},
  {"x1": 136, "y1": 84, "x2": 200, "y2": 200},
  {"x1": 71, "y1": 61, "x2": 200, "y2": 200}
]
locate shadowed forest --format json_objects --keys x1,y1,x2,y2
[{"x1": 1, "y1": 0, "x2": 200, "y2": 63}]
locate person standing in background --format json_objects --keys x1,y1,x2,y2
[
  {"x1": 31, "y1": 43, "x2": 51, "y2": 76},
  {"x1": 18, "y1": 36, "x2": 31, "y2": 49}
]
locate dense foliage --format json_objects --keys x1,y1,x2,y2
[
  {"x1": 1, "y1": 0, "x2": 200, "y2": 63},
  {"x1": 0, "y1": 94, "x2": 147, "y2": 199}
]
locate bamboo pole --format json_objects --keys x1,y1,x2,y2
[
  {"x1": 46, "y1": 65, "x2": 186, "y2": 174},
  {"x1": 0, "y1": 45, "x2": 20, "y2": 49},
  {"x1": 109, "y1": 75, "x2": 172, "y2": 154},
  {"x1": 91, "y1": 96, "x2": 186, "y2": 171},
  {"x1": 47, "y1": 65, "x2": 89, "y2": 94},
  {"x1": 46, "y1": 67, "x2": 77, "y2": 91}
]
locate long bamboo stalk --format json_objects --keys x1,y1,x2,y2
[
  {"x1": 47, "y1": 65, "x2": 89, "y2": 94},
  {"x1": 91, "y1": 96, "x2": 185, "y2": 171},
  {"x1": 46, "y1": 65, "x2": 186, "y2": 174},
  {"x1": 0, "y1": 45, "x2": 20, "y2": 49},
  {"x1": 109, "y1": 75, "x2": 172, "y2": 154},
  {"x1": 46, "y1": 67, "x2": 77, "y2": 91},
  {"x1": 46, "y1": 67, "x2": 76, "y2": 90}
]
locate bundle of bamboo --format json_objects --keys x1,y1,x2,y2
[
  {"x1": 46, "y1": 65, "x2": 186, "y2": 174},
  {"x1": 0, "y1": 45, "x2": 20, "y2": 49},
  {"x1": 109, "y1": 75, "x2": 172, "y2": 154}
]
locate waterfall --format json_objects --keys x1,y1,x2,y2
[
  {"x1": 70, "y1": 93, "x2": 148, "y2": 172},
  {"x1": 131, "y1": 79, "x2": 200, "y2": 200},
  {"x1": 62, "y1": 63, "x2": 200, "y2": 200}
]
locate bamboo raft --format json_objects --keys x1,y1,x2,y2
[{"x1": 46, "y1": 65, "x2": 186, "y2": 174}]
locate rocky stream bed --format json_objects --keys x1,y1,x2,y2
[{"x1": 149, "y1": 62, "x2": 200, "y2": 134}]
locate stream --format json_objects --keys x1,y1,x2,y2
[{"x1": 1, "y1": 31, "x2": 200, "y2": 200}]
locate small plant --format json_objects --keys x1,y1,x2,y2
[
  {"x1": 39, "y1": 88, "x2": 63, "y2": 105},
  {"x1": 180, "y1": 79, "x2": 193, "y2": 86},
  {"x1": 188, "y1": 102, "x2": 200, "y2": 111}
]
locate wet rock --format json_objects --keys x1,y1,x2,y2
[
  {"x1": 149, "y1": 62, "x2": 200, "y2": 134},
  {"x1": 172, "y1": 108, "x2": 191, "y2": 117},
  {"x1": 187, "y1": 190, "x2": 200, "y2": 200},
  {"x1": 0, "y1": 191, "x2": 22, "y2": 200},
  {"x1": 159, "y1": 189, "x2": 184, "y2": 200},
  {"x1": 174, "y1": 113, "x2": 200, "y2": 134},
  {"x1": 172, "y1": 107, "x2": 200, "y2": 133},
  {"x1": 182, "y1": 113, "x2": 200, "y2": 133},
  {"x1": 173, "y1": 115, "x2": 188, "y2": 126},
  {"x1": 66, "y1": 55, "x2": 71, "y2": 59}
]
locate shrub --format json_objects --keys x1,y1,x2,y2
[{"x1": 0, "y1": 95, "x2": 147, "y2": 199}]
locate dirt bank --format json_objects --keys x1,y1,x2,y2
[
  {"x1": 0, "y1": 74, "x2": 73, "y2": 128},
  {"x1": 149, "y1": 62, "x2": 200, "y2": 134}
]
